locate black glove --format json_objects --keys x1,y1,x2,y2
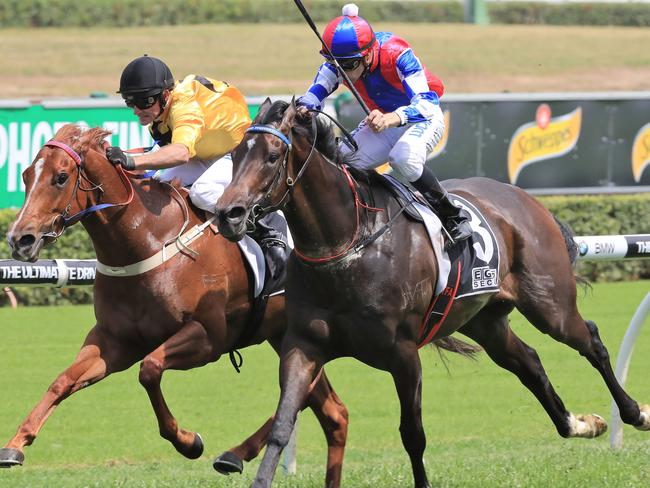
[{"x1": 106, "y1": 146, "x2": 136, "y2": 170}]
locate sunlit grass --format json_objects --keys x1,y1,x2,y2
[
  {"x1": 0, "y1": 23, "x2": 648, "y2": 98},
  {"x1": 0, "y1": 280, "x2": 648, "y2": 486}
]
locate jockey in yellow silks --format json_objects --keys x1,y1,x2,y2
[{"x1": 106, "y1": 55, "x2": 286, "y2": 276}]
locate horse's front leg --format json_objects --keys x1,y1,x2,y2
[
  {"x1": 252, "y1": 335, "x2": 321, "y2": 488},
  {"x1": 138, "y1": 319, "x2": 220, "y2": 460},
  {"x1": 0, "y1": 326, "x2": 136, "y2": 467},
  {"x1": 391, "y1": 341, "x2": 431, "y2": 488}
]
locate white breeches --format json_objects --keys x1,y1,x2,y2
[
  {"x1": 339, "y1": 105, "x2": 445, "y2": 182},
  {"x1": 155, "y1": 154, "x2": 233, "y2": 213}
]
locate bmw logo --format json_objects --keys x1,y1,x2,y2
[{"x1": 578, "y1": 241, "x2": 588, "y2": 256}]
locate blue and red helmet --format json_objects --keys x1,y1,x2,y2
[{"x1": 321, "y1": 5, "x2": 376, "y2": 60}]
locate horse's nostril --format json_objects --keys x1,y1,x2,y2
[
  {"x1": 226, "y1": 206, "x2": 246, "y2": 223},
  {"x1": 18, "y1": 234, "x2": 36, "y2": 248}
]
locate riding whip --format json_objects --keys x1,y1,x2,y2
[{"x1": 292, "y1": 0, "x2": 370, "y2": 115}]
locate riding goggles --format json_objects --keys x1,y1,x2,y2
[
  {"x1": 123, "y1": 94, "x2": 159, "y2": 110},
  {"x1": 336, "y1": 58, "x2": 363, "y2": 71}
]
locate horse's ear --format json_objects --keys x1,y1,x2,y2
[
  {"x1": 252, "y1": 97, "x2": 273, "y2": 124},
  {"x1": 279, "y1": 97, "x2": 297, "y2": 133}
]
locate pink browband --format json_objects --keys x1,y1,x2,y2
[{"x1": 44, "y1": 140, "x2": 82, "y2": 165}]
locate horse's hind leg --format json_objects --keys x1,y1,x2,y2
[
  {"x1": 137, "y1": 319, "x2": 218, "y2": 460},
  {"x1": 459, "y1": 307, "x2": 606, "y2": 438},
  {"x1": 391, "y1": 341, "x2": 430, "y2": 488},
  {"x1": 517, "y1": 287, "x2": 649, "y2": 430},
  {"x1": 0, "y1": 326, "x2": 136, "y2": 467}
]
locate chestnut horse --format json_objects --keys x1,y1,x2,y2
[
  {"x1": 215, "y1": 100, "x2": 650, "y2": 488},
  {"x1": 3, "y1": 124, "x2": 348, "y2": 487}
]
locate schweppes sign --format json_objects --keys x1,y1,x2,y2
[
  {"x1": 376, "y1": 109, "x2": 450, "y2": 174},
  {"x1": 508, "y1": 105, "x2": 582, "y2": 184},
  {"x1": 632, "y1": 123, "x2": 650, "y2": 183}
]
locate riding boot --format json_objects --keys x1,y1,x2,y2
[
  {"x1": 250, "y1": 213, "x2": 288, "y2": 282},
  {"x1": 412, "y1": 167, "x2": 472, "y2": 244}
]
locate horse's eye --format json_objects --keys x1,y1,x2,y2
[
  {"x1": 55, "y1": 173, "x2": 69, "y2": 186},
  {"x1": 268, "y1": 153, "x2": 280, "y2": 164}
]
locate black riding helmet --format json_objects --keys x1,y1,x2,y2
[{"x1": 118, "y1": 55, "x2": 174, "y2": 97}]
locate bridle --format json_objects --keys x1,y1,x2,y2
[
  {"x1": 245, "y1": 117, "x2": 317, "y2": 221},
  {"x1": 243, "y1": 109, "x2": 389, "y2": 264},
  {"x1": 246, "y1": 108, "x2": 358, "y2": 219},
  {"x1": 41, "y1": 139, "x2": 135, "y2": 241}
]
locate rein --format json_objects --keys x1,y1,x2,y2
[
  {"x1": 246, "y1": 109, "x2": 411, "y2": 265},
  {"x1": 43, "y1": 139, "x2": 206, "y2": 276},
  {"x1": 42, "y1": 140, "x2": 135, "y2": 240}
]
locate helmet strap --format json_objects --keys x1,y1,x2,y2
[
  {"x1": 157, "y1": 90, "x2": 170, "y2": 115},
  {"x1": 361, "y1": 50, "x2": 374, "y2": 78}
]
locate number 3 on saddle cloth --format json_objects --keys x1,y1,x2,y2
[{"x1": 382, "y1": 176, "x2": 501, "y2": 347}]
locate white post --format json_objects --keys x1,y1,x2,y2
[
  {"x1": 610, "y1": 292, "x2": 650, "y2": 449},
  {"x1": 281, "y1": 417, "x2": 298, "y2": 475}
]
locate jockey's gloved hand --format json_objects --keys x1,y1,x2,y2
[
  {"x1": 106, "y1": 146, "x2": 136, "y2": 170},
  {"x1": 295, "y1": 105, "x2": 312, "y2": 123}
]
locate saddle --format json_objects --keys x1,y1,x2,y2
[{"x1": 343, "y1": 170, "x2": 501, "y2": 347}]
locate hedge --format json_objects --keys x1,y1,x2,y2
[
  {"x1": 0, "y1": 0, "x2": 648, "y2": 28},
  {"x1": 1, "y1": 192, "x2": 648, "y2": 306},
  {"x1": 0, "y1": 0, "x2": 463, "y2": 28},
  {"x1": 488, "y1": 2, "x2": 650, "y2": 27}
]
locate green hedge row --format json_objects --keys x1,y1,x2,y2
[
  {"x1": 1, "y1": 192, "x2": 648, "y2": 306},
  {"x1": 0, "y1": 0, "x2": 648, "y2": 28},
  {"x1": 539, "y1": 193, "x2": 650, "y2": 283},
  {"x1": 0, "y1": 0, "x2": 463, "y2": 27},
  {"x1": 489, "y1": 2, "x2": 650, "y2": 26}
]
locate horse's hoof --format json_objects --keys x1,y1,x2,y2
[
  {"x1": 634, "y1": 404, "x2": 650, "y2": 431},
  {"x1": 0, "y1": 448, "x2": 24, "y2": 468},
  {"x1": 213, "y1": 451, "x2": 244, "y2": 476},
  {"x1": 186, "y1": 433, "x2": 204, "y2": 460},
  {"x1": 569, "y1": 413, "x2": 607, "y2": 438}
]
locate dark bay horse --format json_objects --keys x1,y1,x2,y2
[
  {"x1": 3, "y1": 124, "x2": 349, "y2": 487},
  {"x1": 215, "y1": 99, "x2": 650, "y2": 488}
]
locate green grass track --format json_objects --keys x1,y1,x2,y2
[{"x1": 0, "y1": 280, "x2": 649, "y2": 487}]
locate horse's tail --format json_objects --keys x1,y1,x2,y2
[
  {"x1": 553, "y1": 216, "x2": 591, "y2": 289},
  {"x1": 432, "y1": 336, "x2": 482, "y2": 359}
]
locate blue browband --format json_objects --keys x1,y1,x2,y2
[{"x1": 247, "y1": 125, "x2": 292, "y2": 149}]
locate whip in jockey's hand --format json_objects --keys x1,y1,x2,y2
[{"x1": 106, "y1": 146, "x2": 136, "y2": 170}]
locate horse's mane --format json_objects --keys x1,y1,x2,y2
[
  {"x1": 52, "y1": 124, "x2": 112, "y2": 156},
  {"x1": 261, "y1": 101, "x2": 338, "y2": 162}
]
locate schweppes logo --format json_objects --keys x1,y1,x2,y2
[
  {"x1": 508, "y1": 105, "x2": 582, "y2": 184},
  {"x1": 376, "y1": 109, "x2": 450, "y2": 174},
  {"x1": 632, "y1": 123, "x2": 650, "y2": 183}
]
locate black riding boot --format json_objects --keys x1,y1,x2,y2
[
  {"x1": 412, "y1": 167, "x2": 472, "y2": 244},
  {"x1": 250, "y1": 213, "x2": 288, "y2": 282}
]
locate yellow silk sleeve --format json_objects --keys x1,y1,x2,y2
[{"x1": 168, "y1": 92, "x2": 205, "y2": 158}]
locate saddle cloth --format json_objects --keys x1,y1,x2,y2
[
  {"x1": 381, "y1": 176, "x2": 500, "y2": 345},
  {"x1": 232, "y1": 212, "x2": 293, "y2": 298}
]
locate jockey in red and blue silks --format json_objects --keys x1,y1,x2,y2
[{"x1": 298, "y1": 3, "x2": 471, "y2": 244}]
